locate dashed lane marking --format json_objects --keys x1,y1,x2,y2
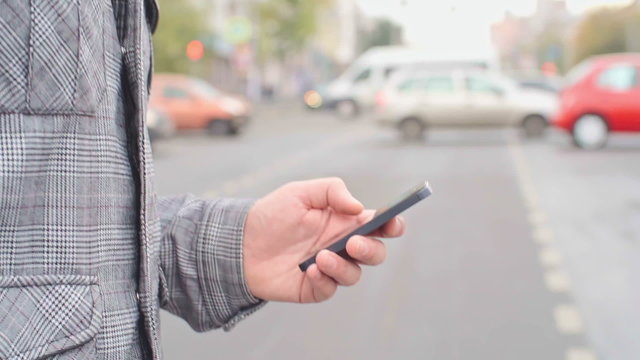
[
  {"x1": 533, "y1": 226, "x2": 555, "y2": 245},
  {"x1": 507, "y1": 132, "x2": 596, "y2": 358},
  {"x1": 528, "y1": 209, "x2": 549, "y2": 227},
  {"x1": 554, "y1": 304, "x2": 585, "y2": 334},
  {"x1": 539, "y1": 246, "x2": 564, "y2": 268},
  {"x1": 567, "y1": 348, "x2": 598, "y2": 360},
  {"x1": 544, "y1": 269, "x2": 572, "y2": 293}
]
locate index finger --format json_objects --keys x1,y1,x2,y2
[{"x1": 295, "y1": 177, "x2": 364, "y2": 215}]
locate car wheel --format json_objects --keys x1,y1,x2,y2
[
  {"x1": 522, "y1": 115, "x2": 547, "y2": 138},
  {"x1": 336, "y1": 100, "x2": 359, "y2": 119},
  {"x1": 208, "y1": 120, "x2": 232, "y2": 136},
  {"x1": 399, "y1": 117, "x2": 425, "y2": 142},
  {"x1": 572, "y1": 114, "x2": 608, "y2": 149},
  {"x1": 228, "y1": 125, "x2": 240, "y2": 136}
]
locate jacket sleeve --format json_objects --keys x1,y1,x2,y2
[{"x1": 156, "y1": 194, "x2": 266, "y2": 332}]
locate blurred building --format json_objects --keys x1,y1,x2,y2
[
  {"x1": 491, "y1": 13, "x2": 533, "y2": 71},
  {"x1": 261, "y1": 0, "x2": 371, "y2": 99},
  {"x1": 186, "y1": 0, "x2": 258, "y2": 96},
  {"x1": 313, "y1": 0, "x2": 361, "y2": 67},
  {"x1": 491, "y1": 0, "x2": 574, "y2": 73},
  {"x1": 190, "y1": 0, "x2": 401, "y2": 100},
  {"x1": 301, "y1": 0, "x2": 377, "y2": 93}
]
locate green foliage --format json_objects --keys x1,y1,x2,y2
[
  {"x1": 572, "y1": 6, "x2": 640, "y2": 66},
  {"x1": 255, "y1": 0, "x2": 329, "y2": 61},
  {"x1": 359, "y1": 19, "x2": 403, "y2": 53},
  {"x1": 152, "y1": 0, "x2": 209, "y2": 75}
]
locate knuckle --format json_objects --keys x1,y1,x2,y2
[{"x1": 329, "y1": 177, "x2": 345, "y2": 187}]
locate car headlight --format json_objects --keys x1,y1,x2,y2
[
  {"x1": 304, "y1": 90, "x2": 323, "y2": 108},
  {"x1": 219, "y1": 97, "x2": 245, "y2": 116}
]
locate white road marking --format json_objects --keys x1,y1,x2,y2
[
  {"x1": 523, "y1": 192, "x2": 540, "y2": 209},
  {"x1": 544, "y1": 269, "x2": 572, "y2": 293},
  {"x1": 533, "y1": 226, "x2": 555, "y2": 244},
  {"x1": 539, "y1": 246, "x2": 564, "y2": 268},
  {"x1": 567, "y1": 348, "x2": 598, "y2": 360},
  {"x1": 508, "y1": 133, "x2": 598, "y2": 354},
  {"x1": 554, "y1": 304, "x2": 585, "y2": 334},
  {"x1": 528, "y1": 209, "x2": 548, "y2": 227}
]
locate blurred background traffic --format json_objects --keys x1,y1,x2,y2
[{"x1": 150, "y1": 0, "x2": 640, "y2": 359}]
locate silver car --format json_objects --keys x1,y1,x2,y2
[{"x1": 374, "y1": 69, "x2": 558, "y2": 140}]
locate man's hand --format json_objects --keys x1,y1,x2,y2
[{"x1": 243, "y1": 178, "x2": 405, "y2": 303}]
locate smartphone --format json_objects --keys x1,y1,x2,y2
[{"x1": 298, "y1": 181, "x2": 432, "y2": 272}]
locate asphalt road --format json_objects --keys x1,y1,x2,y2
[{"x1": 153, "y1": 104, "x2": 640, "y2": 360}]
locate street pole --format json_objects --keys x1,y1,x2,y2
[{"x1": 624, "y1": 0, "x2": 640, "y2": 52}]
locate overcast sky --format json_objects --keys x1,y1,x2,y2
[{"x1": 356, "y1": 0, "x2": 633, "y2": 59}]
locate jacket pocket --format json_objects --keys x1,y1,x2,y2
[
  {"x1": 0, "y1": 275, "x2": 102, "y2": 360},
  {"x1": 0, "y1": 0, "x2": 106, "y2": 115}
]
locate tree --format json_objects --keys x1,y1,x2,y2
[
  {"x1": 571, "y1": 6, "x2": 640, "y2": 66},
  {"x1": 254, "y1": 0, "x2": 329, "y2": 61},
  {"x1": 152, "y1": 0, "x2": 209, "y2": 75},
  {"x1": 359, "y1": 18, "x2": 403, "y2": 53}
]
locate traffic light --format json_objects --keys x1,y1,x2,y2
[{"x1": 186, "y1": 40, "x2": 204, "y2": 61}]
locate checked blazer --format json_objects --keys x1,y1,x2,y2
[{"x1": 0, "y1": 0, "x2": 264, "y2": 359}]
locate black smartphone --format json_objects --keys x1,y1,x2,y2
[{"x1": 298, "y1": 181, "x2": 432, "y2": 272}]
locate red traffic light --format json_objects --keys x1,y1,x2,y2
[{"x1": 186, "y1": 40, "x2": 205, "y2": 61}]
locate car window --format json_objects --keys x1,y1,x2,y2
[
  {"x1": 398, "y1": 75, "x2": 454, "y2": 93},
  {"x1": 424, "y1": 76, "x2": 454, "y2": 92},
  {"x1": 163, "y1": 86, "x2": 190, "y2": 99},
  {"x1": 466, "y1": 76, "x2": 502, "y2": 94},
  {"x1": 353, "y1": 68, "x2": 371, "y2": 83},
  {"x1": 398, "y1": 78, "x2": 418, "y2": 92},
  {"x1": 190, "y1": 79, "x2": 221, "y2": 99},
  {"x1": 596, "y1": 64, "x2": 638, "y2": 91}
]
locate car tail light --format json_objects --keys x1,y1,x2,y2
[{"x1": 375, "y1": 91, "x2": 388, "y2": 109}]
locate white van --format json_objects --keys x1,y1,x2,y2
[{"x1": 318, "y1": 46, "x2": 491, "y2": 118}]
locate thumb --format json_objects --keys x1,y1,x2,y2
[{"x1": 298, "y1": 177, "x2": 364, "y2": 215}]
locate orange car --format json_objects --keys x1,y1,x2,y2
[{"x1": 149, "y1": 74, "x2": 250, "y2": 135}]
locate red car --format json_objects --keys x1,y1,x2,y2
[
  {"x1": 554, "y1": 53, "x2": 640, "y2": 149},
  {"x1": 149, "y1": 74, "x2": 251, "y2": 136}
]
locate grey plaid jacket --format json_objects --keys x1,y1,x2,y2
[{"x1": 0, "y1": 0, "x2": 263, "y2": 359}]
